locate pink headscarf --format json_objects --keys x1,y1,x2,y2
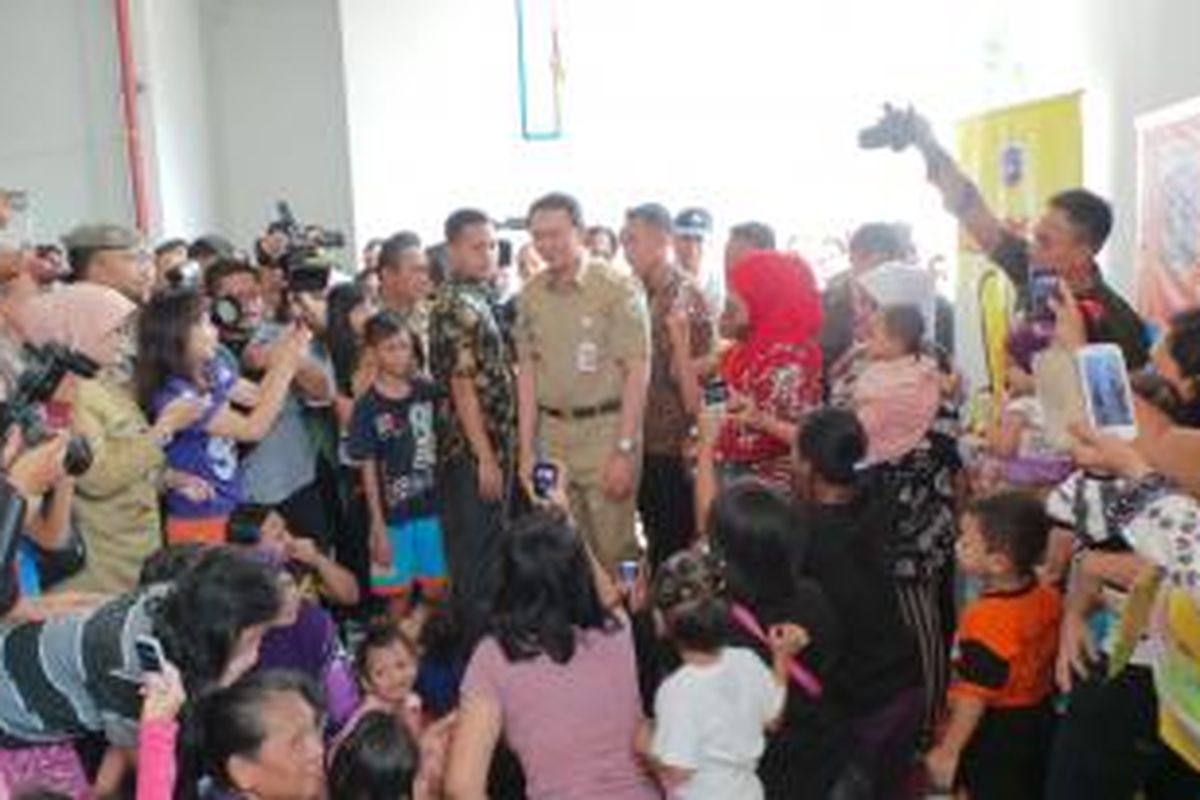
[{"x1": 14, "y1": 282, "x2": 136, "y2": 363}]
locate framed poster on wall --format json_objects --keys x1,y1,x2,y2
[
  {"x1": 1136, "y1": 96, "x2": 1200, "y2": 326},
  {"x1": 515, "y1": 0, "x2": 565, "y2": 141}
]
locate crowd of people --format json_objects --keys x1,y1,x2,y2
[{"x1": 0, "y1": 105, "x2": 1197, "y2": 800}]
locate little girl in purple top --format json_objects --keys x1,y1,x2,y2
[{"x1": 135, "y1": 288, "x2": 307, "y2": 544}]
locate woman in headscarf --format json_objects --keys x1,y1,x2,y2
[
  {"x1": 16, "y1": 283, "x2": 204, "y2": 594},
  {"x1": 716, "y1": 250, "x2": 823, "y2": 490}
]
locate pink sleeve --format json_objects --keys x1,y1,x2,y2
[
  {"x1": 460, "y1": 637, "x2": 504, "y2": 704},
  {"x1": 136, "y1": 719, "x2": 179, "y2": 800}
]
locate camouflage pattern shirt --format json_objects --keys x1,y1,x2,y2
[{"x1": 428, "y1": 277, "x2": 516, "y2": 468}]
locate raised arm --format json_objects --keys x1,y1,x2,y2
[
  {"x1": 207, "y1": 327, "x2": 308, "y2": 442},
  {"x1": 906, "y1": 108, "x2": 1010, "y2": 259}
]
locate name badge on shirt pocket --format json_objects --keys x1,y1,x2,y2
[{"x1": 576, "y1": 341, "x2": 599, "y2": 374}]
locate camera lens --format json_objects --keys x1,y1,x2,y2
[{"x1": 63, "y1": 435, "x2": 93, "y2": 477}]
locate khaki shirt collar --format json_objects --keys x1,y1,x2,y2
[{"x1": 547, "y1": 254, "x2": 591, "y2": 292}]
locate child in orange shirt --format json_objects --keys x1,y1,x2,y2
[{"x1": 926, "y1": 491, "x2": 1062, "y2": 799}]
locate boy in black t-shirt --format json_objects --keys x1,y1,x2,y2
[{"x1": 348, "y1": 312, "x2": 446, "y2": 620}]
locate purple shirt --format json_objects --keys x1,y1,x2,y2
[
  {"x1": 461, "y1": 621, "x2": 659, "y2": 800},
  {"x1": 152, "y1": 358, "x2": 241, "y2": 519},
  {"x1": 256, "y1": 600, "x2": 359, "y2": 729}
]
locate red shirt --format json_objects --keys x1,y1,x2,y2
[{"x1": 717, "y1": 340, "x2": 822, "y2": 488}]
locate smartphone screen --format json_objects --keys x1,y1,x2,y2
[
  {"x1": 1029, "y1": 272, "x2": 1059, "y2": 320},
  {"x1": 135, "y1": 635, "x2": 165, "y2": 674},
  {"x1": 616, "y1": 559, "x2": 639, "y2": 592},
  {"x1": 703, "y1": 379, "x2": 729, "y2": 409},
  {"x1": 533, "y1": 462, "x2": 558, "y2": 499},
  {"x1": 1078, "y1": 344, "x2": 1137, "y2": 439}
]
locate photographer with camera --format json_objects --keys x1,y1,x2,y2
[
  {"x1": 17, "y1": 282, "x2": 208, "y2": 594},
  {"x1": 255, "y1": 221, "x2": 294, "y2": 323},
  {"x1": 240, "y1": 275, "x2": 338, "y2": 551},
  {"x1": 862, "y1": 104, "x2": 1148, "y2": 370},
  {"x1": 206, "y1": 255, "x2": 335, "y2": 531},
  {"x1": 0, "y1": 317, "x2": 146, "y2": 623},
  {"x1": 206, "y1": 259, "x2": 269, "y2": 361},
  {"x1": 0, "y1": 325, "x2": 110, "y2": 603}
]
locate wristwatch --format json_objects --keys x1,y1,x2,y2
[{"x1": 615, "y1": 436, "x2": 638, "y2": 455}]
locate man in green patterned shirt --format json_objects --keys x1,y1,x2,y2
[{"x1": 428, "y1": 209, "x2": 515, "y2": 638}]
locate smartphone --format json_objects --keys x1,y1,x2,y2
[
  {"x1": 533, "y1": 462, "x2": 559, "y2": 499},
  {"x1": 1029, "y1": 272, "x2": 1060, "y2": 320},
  {"x1": 287, "y1": 264, "x2": 330, "y2": 294},
  {"x1": 616, "y1": 559, "x2": 640, "y2": 592},
  {"x1": 702, "y1": 379, "x2": 729, "y2": 412},
  {"x1": 1077, "y1": 343, "x2": 1138, "y2": 440},
  {"x1": 1033, "y1": 347, "x2": 1087, "y2": 450},
  {"x1": 227, "y1": 504, "x2": 272, "y2": 546},
  {"x1": 135, "y1": 634, "x2": 166, "y2": 675}
]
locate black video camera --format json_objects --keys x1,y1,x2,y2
[
  {"x1": 273, "y1": 201, "x2": 346, "y2": 251},
  {"x1": 272, "y1": 201, "x2": 343, "y2": 291},
  {"x1": 858, "y1": 104, "x2": 915, "y2": 151},
  {"x1": 0, "y1": 343, "x2": 99, "y2": 477}
]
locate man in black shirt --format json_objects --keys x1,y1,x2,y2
[{"x1": 881, "y1": 107, "x2": 1149, "y2": 370}]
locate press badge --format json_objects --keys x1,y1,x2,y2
[{"x1": 576, "y1": 341, "x2": 599, "y2": 373}]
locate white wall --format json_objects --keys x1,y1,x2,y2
[
  {"x1": 136, "y1": 0, "x2": 218, "y2": 239},
  {"x1": 338, "y1": 0, "x2": 1005, "y2": 273},
  {"x1": 0, "y1": 0, "x2": 132, "y2": 240},
  {"x1": 338, "y1": 0, "x2": 524, "y2": 246},
  {"x1": 6, "y1": 0, "x2": 1200, "y2": 280},
  {"x1": 201, "y1": 0, "x2": 355, "y2": 251}
]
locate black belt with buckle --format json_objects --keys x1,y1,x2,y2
[{"x1": 540, "y1": 399, "x2": 621, "y2": 420}]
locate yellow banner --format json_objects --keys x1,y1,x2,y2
[{"x1": 955, "y1": 92, "x2": 1082, "y2": 411}]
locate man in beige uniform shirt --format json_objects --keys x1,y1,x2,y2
[{"x1": 515, "y1": 192, "x2": 650, "y2": 570}]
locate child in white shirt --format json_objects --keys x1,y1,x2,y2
[{"x1": 643, "y1": 550, "x2": 807, "y2": 800}]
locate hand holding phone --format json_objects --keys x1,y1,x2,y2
[
  {"x1": 1029, "y1": 271, "x2": 1060, "y2": 320},
  {"x1": 616, "y1": 559, "x2": 640, "y2": 593},
  {"x1": 1077, "y1": 343, "x2": 1138, "y2": 440},
  {"x1": 702, "y1": 379, "x2": 729, "y2": 417},
  {"x1": 139, "y1": 655, "x2": 187, "y2": 723},
  {"x1": 532, "y1": 462, "x2": 559, "y2": 500},
  {"x1": 135, "y1": 634, "x2": 166, "y2": 675}
]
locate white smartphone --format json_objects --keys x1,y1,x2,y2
[{"x1": 1076, "y1": 343, "x2": 1138, "y2": 440}]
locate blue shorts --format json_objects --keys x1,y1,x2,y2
[{"x1": 371, "y1": 515, "x2": 448, "y2": 596}]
